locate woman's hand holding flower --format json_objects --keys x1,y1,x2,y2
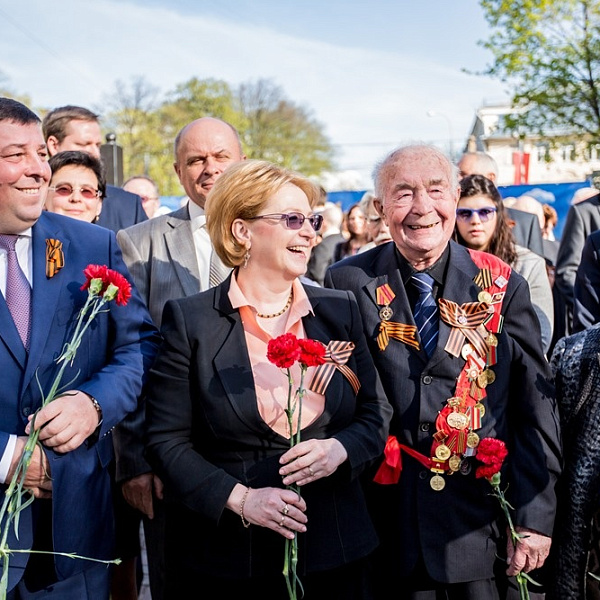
[{"x1": 279, "y1": 438, "x2": 348, "y2": 486}]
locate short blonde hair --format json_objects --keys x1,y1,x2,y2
[{"x1": 205, "y1": 160, "x2": 321, "y2": 267}]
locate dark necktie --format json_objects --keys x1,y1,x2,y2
[
  {"x1": 0, "y1": 234, "x2": 31, "y2": 349},
  {"x1": 411, "y1": 272, "x2": 438, "y2": 357}
]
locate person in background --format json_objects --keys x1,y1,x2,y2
[
  {"x1": 305, "y1": 201, "x2": 345, "y2": 285},
  {"x1": 123, "y1": 175, "x2": 170, "y2": 219},
  {"x1": 358, "y1": 191, "x2": 392, "y2": 253},
  {"x1": 114, "y1": 116, "x2": 247, "y2": 600},
  {"x1": 42, "y1": 105, "x2": 147, "y2": 233},
  {"x1": 334, "y1": 203, "x2": 369, "y2": 261},
  {"x1": 457, "y1": 151, "x2": 544, "y2": 257},
  {"x1": 0, "y1": 97, "x2": 160, "y2": 599},
  {"x1": 573, "y1": 229, "x2": 600, "y2": 332},
  {"x1": 455, "y1": 175, "x2": 554, "y2": 356},
  {"x1": 326, "y1": 144, "x2": 561, "y2": 600},
  {"x1": 45, "y1": 151, "x2": 105, "y2": 224},
  {"x1": 145, "y1": 159, "x2": 391, "y2": 598}
]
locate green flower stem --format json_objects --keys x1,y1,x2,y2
[
  {"x1": 0, "y1": 283, "x2": 113, "y2": 599},
  {"x1": 282, "y1": 365, "x2": 308, "y2": 600},
  {"x1": 489, "y1": 479, "x2": 530, "y2": 600}
]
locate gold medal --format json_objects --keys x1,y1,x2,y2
[
  {"x1": 476, "y1": 372, "x2": 488, "y2": 388},
  {"x1": 486, "y1": 333, "x2": 498, "y2": 347},
  {"x1": 379, "y1": 305, "x2": 393, "y2": 321},
  {"x1": 478, "y1": 291, "x2": 493, "y2": 303},
  {"x1": 435, "y1": 444, "x2": 451, "y2": 460},
  {"x1": 475, "y1": 402, "x2": 486, "y2": 418},
  {"x1": 466, "y1": 431, "x2": 480, "y2": 448},
  {"x1": 448, "y1": 455, "x2": 461, "y2": 472},
  {"x1": 446, "y1": 411, "x2": 469, "y2": 430},
  {"x1": 447, "y1": 396, "x2": 461, "y2": 408},
  {"x1": 461, "y1": 343, "x2": 474, "y2": 359},
  {"x1": 430, "y1": 474, "x2": 445, "y2": 491},
  {"x1": 486, "y1": 369, "x2": 496, "y2": 384}
]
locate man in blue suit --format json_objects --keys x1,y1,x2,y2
[
  {"x1": 42, "y1": 105, "x2": 148, "y2": 233},
  {"x1": 0, "y1": 98, "x2": 160, "y2": 599}
]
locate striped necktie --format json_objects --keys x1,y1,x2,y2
[
  {"x1": 411, "y1": 272, "x2": 438, "y2": 357},
  {"x1": 0, "y1": 234, "x2": 31, "y2": 349},
  {"x1": 209, "y1": 252, "x2": 230, "y2": 288}
]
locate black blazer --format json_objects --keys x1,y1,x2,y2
[
  {"x1": 506, "y1": 207, "x2": 544, "y2": 257},
  {"x1": 96, "y1": 185, "x2": 148, "y2": 233},
  {"x1": 145, "y1": 280, "x2": 391, "y2": 578},
  {"x1": 573, "y1": 229, "x2": 600, "y2": 332},
  {"x1": 325, "y1": 241, "x2": 562, "y2": 583}
]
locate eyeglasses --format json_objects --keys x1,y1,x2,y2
[
  {"x1": 247, "y1": 212, "x2": 323, "y2": 232},
  {"x1": 455, "y1": 207, "x2": 497, "y2": 222},
  {"x1": 48, "y1": 184, "x2": 101, "y2": 201}
]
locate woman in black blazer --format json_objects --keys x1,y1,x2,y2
[{"x1": 145, "y1": 160, "x2": 391, "y2": 599}]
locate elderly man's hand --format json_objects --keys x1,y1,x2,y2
[
  {"x1": 26, "y1": 391, "x2": 100, "y2": 453},
  {"x1": 506, "y1": 527, "x2": 551, "y2": 575}
]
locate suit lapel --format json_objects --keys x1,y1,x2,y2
[
  {"x1": 23, "y1": 218, "x2": 69, "y2": 390},
  {"x1": 0, "y1": 293, "x2": 26, "y2": 367},
  {"x1": 164, "y1": 207, "x2": 200, "y2": 296}
]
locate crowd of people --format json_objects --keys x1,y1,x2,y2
[{"x1": 2, "y1": 96, "x2": 600, "y2": 600}]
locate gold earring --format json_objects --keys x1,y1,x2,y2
[{"x1": 243, "y1": 250, "x2": 250, "y2": 269}]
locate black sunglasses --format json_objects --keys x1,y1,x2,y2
[
  {"x1": 247, "y1": 212, "x2": 323, "y2": 231},
  {"x1": 455, "y1": 207, "x2": 498, "y2": 222}
]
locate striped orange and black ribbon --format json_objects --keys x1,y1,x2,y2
[
  {"x1": 438, "y1": 298, "x2": 490, "y2": 358},
  {"x1": 309, "y1": 340, "x2": 361, "y2": 396},
  {"x1": 377, "y1": 321, "x2": 419, "y2": 351},
  {"x1": 45, "y1": 238, "x2": 64, "y2": 278}
]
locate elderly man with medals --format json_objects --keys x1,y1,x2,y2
[{"x1": 325, "y1": 144, "x2": 562, "y2": 600}]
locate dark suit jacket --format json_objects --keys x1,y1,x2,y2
[
  {"x1": 0, "y1": 212, "x2": 159, "y2": 590},
  {"x1": 506, "y1": 206, "x2": 544, "y2": 257},
  {"x1": 306, "y1": 232, "x2": 346, "y2": 286},
  {"x1": 573, "y1": 229, "x2": 600, "y2": 332},
  {"x1": 145, "y1": 280, "x2": 391, "y2": 579},
  {"x1": 96, "y1": 185, "x2": 148, "y2": 233},
  {"x1": 325, "y1": 241, "x2": 562, "y2": 583}
]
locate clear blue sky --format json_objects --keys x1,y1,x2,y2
[{"x1": 0, "y1": 0, "x2": 508, "y2": 188}]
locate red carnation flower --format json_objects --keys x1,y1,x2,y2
[
  {"x1": 298, "y1": 338, "x2": 326, "y2": 368},
  {"x1": 81, "y1": 264, "x2": 132, "y2": 306},
  {"x1": 267, "y1": 333, "x2": 301, "y2": 369},
  {"x1": 475, "y1": 437, "x2": 508, "y2": 480}
]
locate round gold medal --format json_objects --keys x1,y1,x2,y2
[
  {"x1": 466, "y1": 431, "x2": 480, "y2": 448},
  {"x1": 430, "y1": 474, "x2": 445, "y2": 491},
  {"x1": 448, "y1": 455, "x2": 461, "y2": 472},
  {"x1": 486, "y1": 333, "x2": 498, "y2": 347},
  {"x1": 379, "y1": 305, "x2": 393, "y2": 321},
  {"x1": 435, "y1": 444, "x2": 451, "y2": 460},
  {"x1": 478, "y1": 291, "x2": 493, "y2": 303},
  {"x1": 475, "y1": 402, "x2": 486, "y2": 418},
  {"x1": 476, "y1": 372, "x2": 488, "y2": 388},
  {"x1": 446, "y1": 411, "x2": 469, "y2": 430},
  {"x1": 486, "y1": 369, "x2": 496, "y2": 384}
]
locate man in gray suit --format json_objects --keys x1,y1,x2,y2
[{"x1": 114, "y1": 117, "x2": 246, "y2": 599}]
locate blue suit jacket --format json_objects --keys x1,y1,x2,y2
[
  {"x1": 0, "y1": 211, "x2": 160, "y2": 590},
  {"x1": 96, "y1": 185, "x2": 148, "y2": 233},
  {"x1": 325, "y1": 241, "x2": 561, "y2": 583}
]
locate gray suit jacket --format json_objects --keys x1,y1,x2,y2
[{"x1": 114, "y1": 203, "x2": 229, "y2": 481}]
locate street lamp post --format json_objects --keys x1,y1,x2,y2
[{"x1": 427, "y1": 110, "x2": 454, "y2": 159}]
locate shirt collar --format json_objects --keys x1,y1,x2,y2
[{"x1": 187, "y1": 200, "x2": 206, "y2": 231}]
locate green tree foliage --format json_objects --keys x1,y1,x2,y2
[
  {"x1": 101, "y1": 75, "x2": 335, "y2": 195},
  {"x1": 237, "y1": 78, "x2": 335, "y2": 175},
  {"x1": 478, "y1": 0, "x2": 600, "y2": 139}
]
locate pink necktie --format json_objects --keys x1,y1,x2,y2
[{"x1": 0, "y1": 234, "x2": 31, "y2": 349}]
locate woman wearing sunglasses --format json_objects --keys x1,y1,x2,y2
[
  {"x1": 45, "y1": 151, "x2": 105, "y2": 223},
  {"x1": 454, "y1": 174, "x2": 554, "y2": 355},
  {"x1": 145, "y1": 159, "x2": 391, "y2": 598}
]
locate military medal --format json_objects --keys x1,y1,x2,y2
[
  {"x1": 477, "y1": 371, "x2": 488, "y2": 389},
  {"x1": 466, "y1": 431, "x2": 480, "y2": 448},
  {"x1": 447, "y1": 411, "x2": 469, "y2": 430},
  {"x1": 486, "y1": 369, "x2": 496, "y2": 384},
  {"x1": 475, "y1": 402, "x2": 485, "y2": 418},
  {"x1": 461, "y1": 343, "x2": 474, "y2": 359},
  {"x1": 430, "y1": 474, "x2": 445, "y2": 491},
  {"x1": 478, "y1": 291, "x2": 493, "y2": 303},
  {"x1": 379, "y1": 305, "x2": 393, "y2": 321},
  {"x1": 435, "y1": 444, "x2": 451, "y2": 460},
  {"x1": 486, "y1": 333, "x2": 498, "y2": 347},
  {"x1": 448, "y1": 454, "x2": 461, "y2": 472}
]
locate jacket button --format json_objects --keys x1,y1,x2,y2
[
  {"x1": 419, "y1": 422, "x2": 430, "y2": 432},
  {"x1": 419, "y1": 470, "x2": 428, "y2": 480},
  {"x1": 22, "y1": 406, "x2": 31, "y2": 417},
  {"x1": 422, "y1": 375, "x2": 433, "y2": 385}
]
